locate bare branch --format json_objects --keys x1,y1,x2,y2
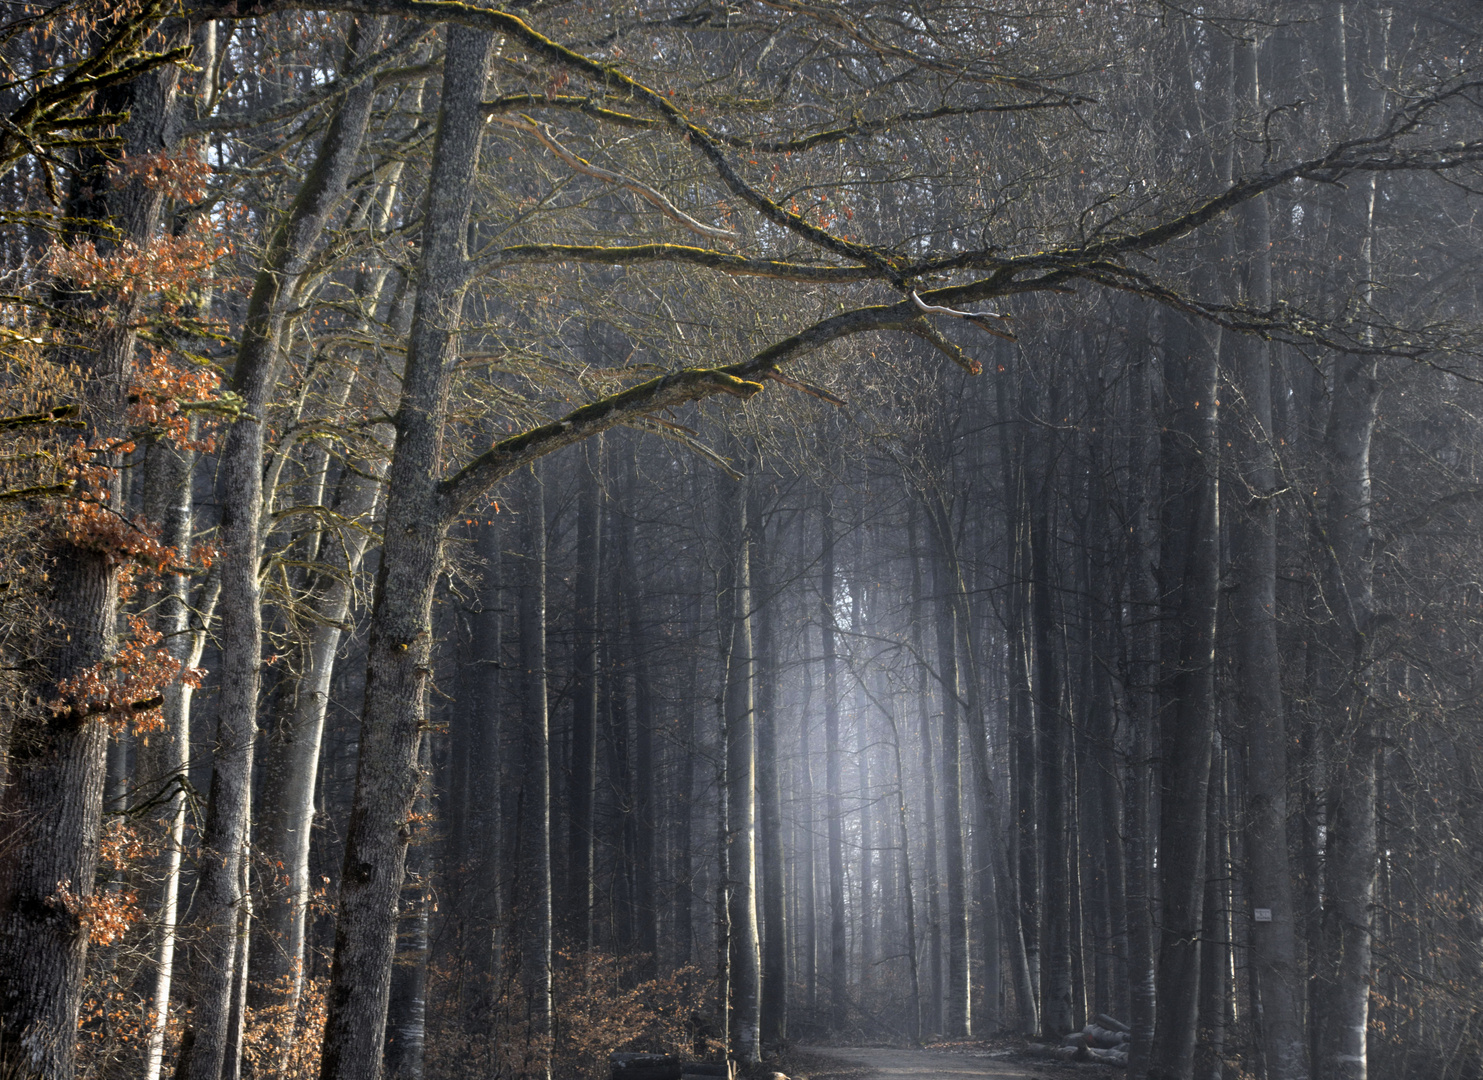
[{"x1": 488, "y1": 114, "x2": 738, "y2": 241}]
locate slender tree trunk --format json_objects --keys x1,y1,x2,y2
[
  {"x1": 753, "y1": 509, "x2": 787, "y2": 1046},
  {"x1": 821, "y1": 491, "x2": 848, "y2": 1031},
  {"x1": 631, "y1": 509, "x2": 660, "y2": 977},
  {"x1": 724, "y1": 482, "x2": 761, "y2": 1065},
  {"x1": 137, "y1": 429, "x2": 206, "y2": 1080},
  {"x1": 908, "y1": 510, "x2": 945, "y2": 1034},
  {"x1": 515, "y1": 465, "x2": 553, "y2": 1080},
  {"x1": 1196, "y1": 743, "x2": 1231, "y2": 1080},
  {"x1": 1124, "y1": 315, "x2": 1161, "y2": 1077},
  {"x1": 929, "y1": 496, "x2": 1003, "y2": 1035},
  {"x1": 1228, "y1": 37, "x2": 1305, "y2": 1073},
  {"x1": 1147, "y1": 305, "x2": 1223, "y2": 1080},
  {"x1": 798, "y1": 657, "x2": 819, "y2": 1015},
  {"x1": 931, "y1": 530, "x2": 971, "y2": 1038},
  {"x1": 1029, "y1": 490, "x2": 1074, "y2": 1039},
  {"x1": 566, "y1": 438, "x2": 601, "y2": 954},
  {"x1": 1312, "y1": 11, "x2": 1387, "y2": 1080},
  {"x1": 1001, "y1": 403, "x2": 1043, "y2": 1026},
  {"x1": 179, "y1": 23, "x2": 384, "y2": 1080},
  {"x1": 254, "y1": 453, "x2": 385, "y2": 1031},
  {"x1": 677, "y1": 650, "x2": 699, "y2": 968}
]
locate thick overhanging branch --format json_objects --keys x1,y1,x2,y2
[
  {"x1": 715, "y1": 99, "x2": 1076, "y2": 154},
  {"x1": 437, "y1": 298, "x2": 930, "y2": 516},
  {"x1": 482, "y1": 242, "x2": 876, "y2": 282}
]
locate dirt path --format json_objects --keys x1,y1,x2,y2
[{"x1": 792, "y1": 1044, "x2": 1106, "y2": 1080}]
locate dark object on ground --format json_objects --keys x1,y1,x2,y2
[
  {"x1": 1038, "y1": 1015, "x2": 1131, "y2": 1067},
  {"x1": 612, "y1": 1052, "x2": 683, "y2": 1080}
]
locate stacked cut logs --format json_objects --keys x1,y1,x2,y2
[
  {"x1": 610, "y1": 1054, "x2": 741, "y2": 1080},
  {"x1": 1029, "y1": 1013, "x2": 1131, "y2": 1067}
]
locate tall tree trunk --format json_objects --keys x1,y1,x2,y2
[
  {"x1": 1030, "y1": 494, "x2": 1074, "y2": 1039},
  {"x1": 515, "y1": 465, "x2": 553, "y2": 1080},
  {"x1": 753, "y1": 507, "x2": 787, "y2": 1047},
  {"x1": 931, "y1": 528, "x2": 971, "y2": 1037},
  {"x1": 928, "y1": 495, "x2": 1004, "y2": 1035},
  {"x1": 999, "y1": 389, "x2": 1043, "y2": 1027},
  {"x1": 798, "y1": 654, "x2": 819, "y2": 1015},
  {"x1": 884, "y1": 695, "x2": 923, "y2": 1045},
  {"x1": 566, "y1": 438, "x2": 601, "y2": 954},
  {"x1": 677, "y1": 650, "x2": 699, "y2": 968},
  {"x1": 383, "y1": 734, "x2": 432, "y2": 1080},
  {"x1": 631, "y1": 492, "x2": 659, "y2": 978},
  {"x1": 1147, "y1": 304, "x2": 1223, "y2": 1080},
  {"x1": 1196, "y1": 743, "x2": 1230, "y2": 1080},
  {"x1": 1228, "y1": 36, "x2": 1305, "y2": 1076},
  {"x1": 821, "y1": 490, "x2": 848, "y2": 1031},
  {"x1": 1124, "y1": 317, "x2": 1161, "y2": 1078},
  {"x1": 0, "y1": 41, "x2": 184, "y2": 1080},
  {"x1": 179, "y1": 22, "x2": 384, "y2": 1080},
  {"x1": 137, "y1": 426, "x2": 210, "y2": 1080},
  {"x1": 253, "y1": 452, "x2": 385, "y2": 1034},
  {"x1": 908, "y1": 509, "x2": 945, "y2": 1035},
  {"x1": 1312, "y1": 10, "x2": 1386, "y2": 1080},
  {"x1": 724, "y1": 481, "x2": 761, "y2": 1065},
  {"x1": 316, "y1": 27, "x2": 496, "y2": 1080}
]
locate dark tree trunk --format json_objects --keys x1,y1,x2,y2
[
  {"x1": 798, "y1": 654, "x2": 819, "y2": 1015},
  {"x1": 515, "y1": 465, "x2": 553, "y2": 1080},
  {"x1": 1124, "y1": 323, "x2": 1161, "y2": 1079},
  {"x1": 931, "y1": 526, "x2": 971, "y2": 1037},
  {"x1": 0, "y1": 44, "x2": 185, "y2": 1080},
  {"x1": 566, "y1": 438, "x2": 601, "y2": 954},
  {"x1": 1227, "y1": 37, "x2": 1305, "y2": 1071},
  {"x1": 753, "y1": 507, "x2": 787, "y2": 1047},
  {"x1": 1030, "y1": 495, "x2": 1074, "y2": 1039},
  {"x1": 1147, "y1": 306, "x2": 1223, "y2": 1080},
  {"x1": 908, "y1": 509, "x2": 945, "y2": 1035}
]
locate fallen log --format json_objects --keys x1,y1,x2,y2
[
  {"x1": 611, "y1": 1053, "x2": 683, "y2": 1080},
  {"x1": 1083, "y1": 1023, "x2": 1131, "y2": 1049}
]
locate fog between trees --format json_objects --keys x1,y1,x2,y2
[{"x1": 0, "y1": 3, "x2": 1482, "y2": 1080}]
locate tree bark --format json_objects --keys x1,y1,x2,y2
[
  {"x1": 1124, "y1": 318, "x2": 1161, "y2": 1079},
  {"x1": 383, "y1": 733, "x2": 431, "y2": 1080},
  {"x1": 514, "y1": 465, "x2": 553, "y2": 1080},
  {"x1": 723, "y1": 480, "x2": 761, "y2": 1065},
  {"x1": 0, "y1": 39, "x2": 185, "y2": 1080},
  {"x1": 137, "y1": 425, "x2": 211, "y2": 1080},
  {"x1": 1147, "y1": 305, "x2": 1223, "y2": 1080},
  {"x1": 752, "y1": 504, "x2": 787, "y2": 1047},
  {"x1": 931, "y1": 527, "x2": 971, "y2": 1038},
  {"x1": 177, "y1": 22, "x2": 384, "y2": 1080},
  {"x1": 1311, "y1": 10, "x2": 1387, "y2": 1080},
  {"x1": 566, "y1": 437, "x2": 601, "y2": 954},
  {"x1": 1228, "y1": 37, "x2": 1305, "y2": 1076},
  {"x1": 821, "y1": 489, "x2": 848, "y2": 1032},
  {"x1": 316, "y1": 26, "x2": 496, "y2": 1080},
  {"x1": 907, "y1": 509, "x2": 945, "y2": 1036}
]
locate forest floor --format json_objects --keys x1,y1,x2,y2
[{"x1": 789, "y1": 1041, "x2": 1117, "y2": 1080}]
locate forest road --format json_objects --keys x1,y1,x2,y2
[{"x1": 795, "y1": 1044, "x2": 1105, "y2": 1080}]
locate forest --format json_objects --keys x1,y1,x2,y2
[{"x1": 0, "y1": 2, "x2": 1481, "y2": 1080}]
